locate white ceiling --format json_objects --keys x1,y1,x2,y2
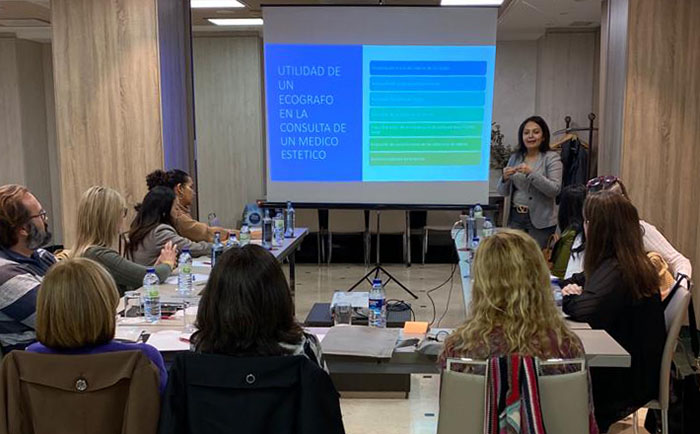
[{"x1": 0, "y1": 0, "x2": 601, "y2": 42}]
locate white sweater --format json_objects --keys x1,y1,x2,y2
[{"x1": 564, "y1": 220, "x2": 693, "y2": 280}]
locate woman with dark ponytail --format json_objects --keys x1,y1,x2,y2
[{"x1": 146, "y1": 169, "x2": 234, "y2": 243}]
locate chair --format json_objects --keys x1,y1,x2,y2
[
  {"x1": 438, "y1": 358, "x2": 590, "y2": 434},
  {"x1": 328, "y1": 209, "x2": 369, "y2": 265},
  {"x1": 368, "y1": 210, "x2": 408, "y2": 264},
  {"x1": 158, "y1": 353, "x2": 344, "y2": 434},
  {"x1": 421, "y1": 211, "x2": 462, "y2": 264},
  {"x1": 295, "y1": 208, "x2": 325, "y2": 264},
  {"x1": 632, "y1": 285, "x2": 692, "y2": 434},
  {"x1": 0, "y1": 350, "x2": 160, "y2": 434}
]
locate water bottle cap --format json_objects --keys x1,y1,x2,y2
[
  {"x1": 147, "y1": 267, "x2": 155, "y2": 273},
  {"x1": 182, "y1": 247, "x2": 190, "y2": 252},
  {"x1": 372, "y1": 279, "x2": 382, "y2": 285}
]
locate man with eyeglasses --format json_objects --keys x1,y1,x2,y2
[{"x1": 0, "y1": 184, "x2": 56, "y2": 353}]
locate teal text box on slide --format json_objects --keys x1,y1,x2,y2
[
  {"x1": 370, "y1": 91, "x2": 485, "y2": 107},
  {"x1": 369, "y1": 122, "x2": 482, "y2": 137},
  {"x1": 362, "y1": 45, "x2": 495, "y2": 182},
  {"x1": 369, "y1": 137, "x2": 481, "y2": 152},
  {"x1": 370, "y1": 76, "x2": 486, "y2": 92},
  {"x1": 369, "y1": 61, "x2": 487, "y2": 76},
  {"x1": 369, "y1": 152, "x2": 481, "y2": 166},
  {"x1": 370, "y1": 107, "x2": 484, "y2": 122}
]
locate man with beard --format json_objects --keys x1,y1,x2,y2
[{"x1": 0, "y1": 184, "x2": 56, "y2": 353}]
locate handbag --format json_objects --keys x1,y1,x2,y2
[{"x1": 645, "y1": 274, "x2": 700, "y2": 433}]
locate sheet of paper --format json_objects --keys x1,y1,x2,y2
[{"x1": 145, "y1": 330, "x2": 191, "y2": 352}]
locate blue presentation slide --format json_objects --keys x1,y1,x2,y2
[{"x1": 265, "y1": 44, "x2": 495, "y2": 182}]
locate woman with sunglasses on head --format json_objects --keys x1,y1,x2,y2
[
  {"x1": 564, "y1": 176, "x2": 692, "y2": 286},
  {"x1": 146, "y1": 169, "x2": 235, "y2": 243},
  {"x1": 70, "y1": 186, "x2": 177, "y2": 295},
  {"x1": 562, "y1": 191, "x2": 665, "y2": 432},
  {"x1": 497, "y1": 116, "x2": 563, "y2": 248},
  {"x1": 127, "y1": 186, "x2": 212, "y2": 266}
]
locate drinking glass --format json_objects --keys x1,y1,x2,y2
[{"x1": 333, "y1": 302, "x2": 353, "y2": 326}]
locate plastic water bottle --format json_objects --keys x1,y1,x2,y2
[
  {"x1": 551, "y1": 277, "x2": 563, "y2": 308},
  {"x1": 473, "y1": 204, "x2": 483, "y2": 218},
  {"x1": 239, "y1": 225, "x2": 251, "y2": 246},
  {"x1": 467, "y1": 211, "x2": 476, "y2": 242},
  {"x1": 143, "y1": 268, "x2": 161, "y2": 323},
  {"x1": 262, "y1": 209, "x2": 273, "y2": 250},
  {"x1": 177, "y1": 248, "x2": 193, "y2": 297},
  {"x1": 211, "y1": 232, "x2": 224, "y2": 267},
  {"x1": 368, "y1": 279, "x2": 387, "y2": 328},
  {"x1": 482, "y1": 219, "x2": 494, "y2": 238},
  {"x1": 225, "y1": 231, "x2": 239, "y2": 250},
  {"x1": 285, "y1": 201, "x2": 295, "y2": 238},
  {"x1": 273, "y1": 211, "x2": 285, "y2": 247},
  {"x1": 464, "y1": 237, "x2": 480, "y2": 277}
]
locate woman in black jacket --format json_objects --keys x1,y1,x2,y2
[{"x1": 561, "y1": 191, "x2": 665, "y2": 432}]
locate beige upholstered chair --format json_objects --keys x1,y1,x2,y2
[
  {"x1": 632, "y1": 284, "x2": 692, "y2": 434},
  {"x1": 295, "y1": 208, "x2": 324, "y2": 264},
  {"x1": 438, "y1": 358, "x2": 590, "y2": 434},
  {"x1": 328, "y1": 209, "x2": 369, "y2": 265},
  {"x1": 368, "y1": 210, "x2": 408, "y2": 264},
  {"x1": 421, "y1": 211, "x2": 462, "y2": 264}
]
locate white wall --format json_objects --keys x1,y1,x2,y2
[
  {"x1": 493, "y1": 31, "x2": 600, "y2": 149},
  {"x1": 493, "y1": 40, "x2": 538, "y2": 147},
  {"x1": 0, "y1": 38, "x2": 61, "y2": 243}
]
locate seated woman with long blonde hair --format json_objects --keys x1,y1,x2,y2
[
  {"x1": 440, "y1": 229, "x2": 598, "y2": 434},
  {"x1": 72, "y1": 186, "x2": 176, "y2": 295}
]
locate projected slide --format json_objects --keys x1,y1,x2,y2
[{"x1": 265, "y1": 44, "x2": 495, "y2": 183}]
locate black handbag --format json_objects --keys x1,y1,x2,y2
[{"x1": 645, "y1": 275, "x2": 700, "y2": 434}]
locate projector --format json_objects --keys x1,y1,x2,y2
[{"x1": 330, "y1": 291, "x2": 369, "y2": 314}]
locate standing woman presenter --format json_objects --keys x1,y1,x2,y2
[{"x1": 497, "y1": 116, "x2": 563, "y2": 248}]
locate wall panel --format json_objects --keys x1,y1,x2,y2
[
  {"x1": 621, "y1": 0, "x2": 700, "y2": 304},
  {"x1": 52, "y1": 0, "x2": 165, "y2": 245},
  {"x1": 193, "y1": 36, "x2": 264, "y2": 229}
]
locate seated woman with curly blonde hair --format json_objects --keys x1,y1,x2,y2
[{"x1": 440, "y1": 229, "x2": 598, "y2": 434}]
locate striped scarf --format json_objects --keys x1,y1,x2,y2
[{"x1": 484, "y1": 355, "x2": 547, "y2": 434}]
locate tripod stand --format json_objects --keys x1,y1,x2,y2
[{"x1": 347, "y1": 210, "x2": 418, "y2": 299}]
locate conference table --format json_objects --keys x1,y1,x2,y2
[
  {"x1": 115, "y1": 226, "x2": 630, "y2": 396},
  {"x1": 128, "y1": 227, "x2": 308, "y2": 300}
]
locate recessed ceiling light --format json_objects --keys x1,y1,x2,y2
[
  {"x1": 440, "y1": 0, "x2": 504, "y2": 5},
  {"x1": 208, "y1": 18, "x2": 263, "y2": 26},
  {"x1": 192, "y1": 0, "x2": 245, "y2": 8}
]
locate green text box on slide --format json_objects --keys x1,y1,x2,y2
[
  {"x1": 369, "y1": 152, "x2": 481, "y2": 166},
  {"x1": 369, "y1": 107, "x2": 484, "y2": 122},
  {"x1": 369, "y1": 123, "x2": 482, "y2": 137},
  {"x1": 369, "y1": 137, "x2": 481, "y2": 152}
]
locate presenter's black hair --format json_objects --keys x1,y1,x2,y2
[
  {"x1": 146, "y1": 169, "x2": 191, "y2": 191},
  {"x1": 517, "y1": 116, "x2": 551, "y2": 154},
  {"x1": 192, "y1": 244, "x2": 303, "y2": 356},
  {"x1": 126, "y1": 186, "x2": 176, "y2": 259}
]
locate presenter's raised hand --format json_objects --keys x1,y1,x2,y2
[
  {"x1": 156, "y1": 241, "x2": 178, "y2": 269},
  {"x1": 503, "y1": 166, "x2": 517, "y2": 181}
]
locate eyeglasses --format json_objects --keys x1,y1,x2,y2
[
  {"x1": 586, "y1": 176, "x2": 619, "y2": 193},
  {"x1": 25, "y1": 210, "x2": 48, "y2": 223}
]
